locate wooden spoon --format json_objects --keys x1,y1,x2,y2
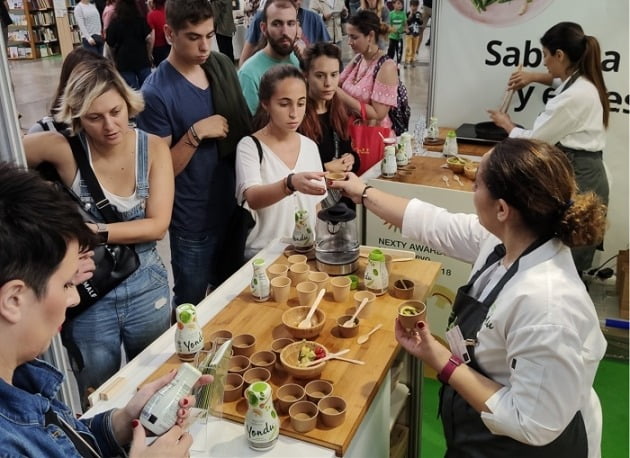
[
  {"x1": 304, "y1": 349, "x2": 350, "y2": 367},
  {"x1": 297, "y1": 288, "x2": 326, "y2": 329},
  {"x1": 357, "y1": 323, "x2": 383, "y2": 344},
  {"x1": 342, "y1": 297, "x2": 369, "y2": 327}
]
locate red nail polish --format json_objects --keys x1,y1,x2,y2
[
  {"x1": 182, "y1": 398, "x2": 189, "y2": 406},
  {"x1": 416, "y1": 321, "x2": 425, "y2": 329},
  {"x1": 131, "y1": 419, "x2": 139, "y2": 428}
]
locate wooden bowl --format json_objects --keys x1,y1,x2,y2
[
  {"x1": 282, "y1": 306, "x2": 326, "y2": 339},
  {"x1": 280, "y1": 341, "x2": 328, "y2": 380},
  {"x1": 446, "y1": 157, "x2": 468, "y2": 174},
  {"x1": 464, "y1": 163, "x2": 478, "y2": 181}
]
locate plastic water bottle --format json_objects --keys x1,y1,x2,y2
[{"x1": 413, "y1": 116, "x2": 426, "y2": 156}]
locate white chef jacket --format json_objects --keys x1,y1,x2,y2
[
  {"x1": 235, "y1": 134, "x2": 325, "y2": 259},
  {"x1": 402, "y1": 198, "x2": 607, "y2": 457},
  {"x1": 509, "y1": 75, "x2": 606, "y2": 152}
]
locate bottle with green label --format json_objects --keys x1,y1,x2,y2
[
  {"x1": 251, "y1": 258, "x2": 270, "y2": 302},
  {"x1": 244, "y1": 381, "x2": 279, "y2": 450},
  {"x1": 443, "y1": 130, "x2": 458, "y2": 156},
  {"x1": 174, "y1": 303, "x2": 204, "y2": 362},
  {"x1": 292, "y1": 209, "x2": 314, "y2": 252},
  {"x1": 364, "y1": 249, "x2": 389, "y2": 295}
]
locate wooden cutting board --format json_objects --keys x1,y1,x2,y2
[
  {"x1": 381, "y1": 156, "x2": 476, "y2": 191},
  {"x1": 141, "y1": 255, "x2": 441, "y2": 456}
]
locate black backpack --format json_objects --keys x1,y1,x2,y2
[{"x1": 374, "y1": 56, "x2": 411, "y2": 135}]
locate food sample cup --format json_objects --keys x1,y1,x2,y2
[
  {"x1": 228, "y1": 354, "x2": 251, "y2": 375},
  {"x1": 330, "y1": 276, "x2": 351, "y2": 302},
  {"x1": 318, "y1": 396, "x2": 347, "y2": 427},
  {"x1": 304, "y1": 379, "x2": 333, "y2": 404},
  {"x1": 296, "y1": 281, "x2": 317, "y2": 307},
  {"x1": 232, "y1": 333, "x2": 256, "y2": 357},
  {"x1": 289, "y1": 400, "x2": 318, "y2": 433},
  {"x1": 223, "y1": 373, "x2": 244, "y2": 402},
  {"x1": 271, "y1": 276, "x2": 291, "y2": 304},
  {"x1": 242, "y1": 367, "x2": 271, "y2": 389},
  {"x1": 287, "y1": 254, "x2": 307, "y2": 265},
  {"x1": 267, "y1": 263, "x2": 289, "y2": 279},
  {"x1": 352, "y1": 291, "x2": 376, "y2": 317},
  {"x1": 398, "y1": 300, "x2": 427, "y2": 331},
  {"x1": 307, "y1": 271, "x2": 329, "y2": 293},
  {"x1": 288, "y1": 263, "x2": 309, "y2": 284},
  {"x1": 250, "y1": 350, "x2": 276, "y2": 371},
  {"x1": 276, "y1": 383, "x2": 305, "y2": 414}
]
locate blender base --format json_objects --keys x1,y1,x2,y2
[{"x1": 315, "y1": 259, "x2": 359, "y2": 276}]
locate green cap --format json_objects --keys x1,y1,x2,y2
[
  {"x1": 447, "y1": 130, "x2": 456, "y2": 138},
  {"x1": 348, "y1": 274, "x2": 360, "y2": 290},
  {"x1": 368, "y1": 249, "x2": 386, "y2": 262}
]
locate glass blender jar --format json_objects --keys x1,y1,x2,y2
[{"x1": 315, "y1": 202, "x2": 359, "y2": 275}]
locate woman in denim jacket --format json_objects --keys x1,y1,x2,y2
[
  {"x1": 23, "y1": 58, "x2": 174, "y2": 408},
  {"x1": 0, "y1": 164, "x2": 208, "y2": 457}
]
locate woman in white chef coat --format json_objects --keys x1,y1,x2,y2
[
  {"x1": 488, "y1": 22, "x2": 609, "y2": 275},
  {"x1": 331, "y1": 138, "x2": 607, "y2": 458}
]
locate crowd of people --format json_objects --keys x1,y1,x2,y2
[{"x1": 0, "y1": 0, "x2": 612, "y2": 454}]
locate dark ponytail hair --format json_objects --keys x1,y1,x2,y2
[
  {"x1": 541, "y1": 22, "x2": 609, "y2": 127},
  {"x1": 482, "y1": 138, "x2": 606, "y2": 247},
  {"x1": 253, "y1": 64, "x2": 307, "y2": 130},
  {"x1": 299, "y1": 42, "x2": 349, "y2": 142},
  {"x1": 347, "y1": 10, "x2": 390, "y2": 40}
]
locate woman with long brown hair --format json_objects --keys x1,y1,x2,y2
[
  {"x1": 300, "y1": 42, "x2": 359, "y2": 175},
  {"x1": 489, "y1": 22, "x2": 610, "y2": 274}
]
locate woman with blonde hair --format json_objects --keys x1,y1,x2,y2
[
  {"x1": 331, "y1": 138, "x2": 607, "y2": 457},
  {"x1": 22, "y1": 59, "x2": 173, "y2": 407}
]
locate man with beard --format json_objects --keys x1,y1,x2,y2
[
  {"x1": 238, "y1": 0, "x2": 329, "y2": 67},
  {"x1": 238, "y1": 0, "x2": 302, "y2": 114}
]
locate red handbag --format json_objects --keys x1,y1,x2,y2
[{"x1": 348, "y1": 102, "x2": 392, "y2": 176}]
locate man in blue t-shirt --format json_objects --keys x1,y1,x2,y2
[
  {"x1": 238, "y1": 0, "x2": 330, "y2": 66},
  {"x1": 137, "y1": 0, "x2": 250, "y2": 306},
  {"x1": 238, "y1": 0, "x2": 301, "y2": 114}
]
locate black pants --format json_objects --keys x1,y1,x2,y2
[
  {"x1": 388, "y1": 38, "x2": 403, "y2": 64},
  {"x1": 216, "y1": 33, "x2": 235, "y2": 64}
]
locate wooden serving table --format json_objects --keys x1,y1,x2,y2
[
  {"x1": 386, "y1": 155, "x2": 476, "y2": 191},
  {"x1": 141, "y1": 254, "x2": 440, "y2": 456},
  {"x1": 423, "y1": 127, "x2": 494, "y2": 157}
]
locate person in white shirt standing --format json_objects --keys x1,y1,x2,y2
[
  {"x1": 74, "y1": 0, "x2": 104, "y2": 55},
  {"x1": 331, "y1": 138, "x2": 608, "y2": 458},
  {"x1": 489, "y1": 22, "x2": 610, "y2": 275}
]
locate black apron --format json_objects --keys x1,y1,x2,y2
[{"x1": 440, "y1": 240, "x2": 588, "y2": 458}]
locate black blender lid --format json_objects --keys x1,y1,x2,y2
[{"x1": 318, "y1": 202, "x2": 356, "y2": 223}]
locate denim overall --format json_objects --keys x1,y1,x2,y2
[
  {"x1": 440, "y1": 241, "x2": 588, "y2": 458},
  {"x1": 61, "y1": 129, "x2": 171, "y2": 404}
]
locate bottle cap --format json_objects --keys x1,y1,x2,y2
[
  {"x1": 175, "y1": 303, "x2": 197, "y2": 324},
  {"x1": 447, "y1": 130, "x2": 457, "y2": 138},
  {"x1": 368, "y1": 249, "x2": 386, "y2": 262}
]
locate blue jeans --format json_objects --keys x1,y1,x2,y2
[
  {"x1": 120, "y1": 67, "x2": 152, "y2": 91},
  {"x1": 62, "y1": 248, "x2": 170, "y2": 406},
  {"x1": 170, "y1": 229, "x2": 222, "y2": 306}
]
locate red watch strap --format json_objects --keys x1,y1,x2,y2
[{"x1": 437, "y1": 355, "x2": 463, "y2": 384}]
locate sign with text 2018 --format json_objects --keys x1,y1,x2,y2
[{"x1": 431, "y1": 0, "x2": 629, "y2": 262}]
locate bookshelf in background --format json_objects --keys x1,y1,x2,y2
[
  {"x1": 6, "y1": 0, "x2": 61, "y2": 59},
  {"x1": 66, "y1": 0, "x2": 80, "y2": 48}
]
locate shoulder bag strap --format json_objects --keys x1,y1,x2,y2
[
  {"x1": 66, "y1": 134, "x2": 121, "y2": 223},
  {"x1": 249, "y1": 135, "x2": 264, "y2": 164},
  {"x1": 372, "y1": 55, "x2": 389, "y2": 81}
]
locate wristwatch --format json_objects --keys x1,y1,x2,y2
[
  {"x1": 437, "y1": 355, "x2": 463, "y2": 384},
  {"x1": 286, "y1": 173, "x2": 296, "y2": 193},
  {"x1": 95, "y1": 222, "x2": 108, "y2": 243},
  {"x1": 361, "y1": 185, "x2": 373, "y2": 206}
]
